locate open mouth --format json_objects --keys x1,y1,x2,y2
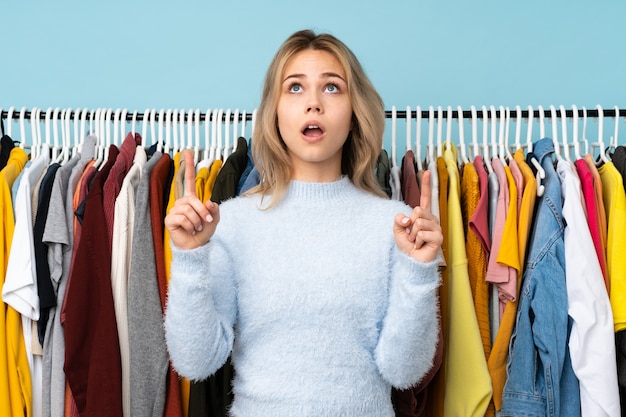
[{"x1": 302, "y1": 124, "x2": 324, "y2": 138}]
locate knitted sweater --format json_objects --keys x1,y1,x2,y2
[{"x1": 164, "y1": 176, "x2": 441, "y2": 417}]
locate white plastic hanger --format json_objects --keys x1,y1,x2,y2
[
  {"x1": 595, "y1": 104, "x2": 610, "y2": 163},
  {"x1": 171, "y1": 109, "x2": 179, "y2": 155},
  {"x1": 19, "y1": 107, "x2": 27, "y2": 149},
  {"x1": 436, "y1": 105, "x2": 443, "y2": 158},
  {"x1": 232, "y1": 109, "x2": 238, "y2": 152},
  {"x1": 405, "y1": 105, "x2": 412, "y2": 153},
  {"x1": 457, "y1": 105, "x2": 469, "y2": 164},
  {"x1": 471, "y1": 105, "x2": 479, "y2": 159},
  {"x1": 131, "y1": 110, "x2": 138, "y2": 140},
  {"x1": 415, "y1": 105, "x2": 423, "y2": 171},
  {"x1": 215, "y1": 109, "x2": 224, "y2": 160},
  {"x1": 120, "y1": 108, "x2": 128, "y2": 142},
  {"x1": 514, "y1": 105, "x2": 522, "y2": 151},
  {"x1": 113, "y1": 108, "x2": 121, "y2": 147},
  {"x1": 185, "y1": 109, "x2": 194, "y2": 151},
  {"x1": 157, "y1": 109, "x2": 165, "y2": 154},
  {"x1": 525, "y1": 105, "x2": 545, "y2": 197},
  {"x1": 51, "y1": 107, "x2": 62, "y2": 162},
  {"x1": 193, "y1": 109, "x2": 201, "y2": 166},
  {"x1": 240, "y1": 110, "x2": 248, "y2": 143},
  {"x1": 611, "y1": 105, "x2": 620, "y2": 150},
  {"x1": 503, "y1": 106, "x2": 513, "y2": 161},
  {"x1": 164, "y1": 109, "x2": 172, "y2": 155},
  {"x1": 526, "y1": 105, "x2": 534, "y2": 152},
  {"x1": 445, "y1": 105, "x2": 454, "y2": 162},
  {"x1": 489, "y1": 105, "x2": 500, "y2": 165},
  {"x1": 497, "y1": 105, "x2": 507, "y2": 164},
  {"x1": 210, "y1": 109, "x2": 220, "y2": 162},
  {"x1": 44, "y1": 107, "x2": 53, "y2": 157},
  {"x1": 59, "y1": 108, "x2": 70, "y2": 164},
  {"x1": 581, "y1": 106, "x2": 590, "y2": 156},
  {"x1": 197, "y1": 109, "x2": 214, "y2": 171},
  {"x1": 72, "y1": 108, "x2": 81, "y2": 156},
  {"x1": 481, "y1": 105, "x2": 493, "y2": 174},
  {"x1": 6, "y1": 106, "x2": 15, "y2": 139},
  {"x1": 559, "y1": 105, "x2": 570, "y2": 162},
  {"x1": 549, "y1": 105, "x2": 563, "y2": 161},
  {"x1": 103, "y1": 108, "x2": 113, "y2": 166},
  {"x1": 427, "y1": 106, "x2": 435, "y2": 165},
  {"x1": 30, "y1": 107, "x2": 41, "y2": 159},
  {"x1": 390, "y1": 106, "x2": 398, "y2": 167},
  {"x1": 141, "y1": 108, "x2": 150, "y2": 149},
  {"x1": 223, "y1": 108, "x2": 232, "y2": 160},
  {"x1": 572, "y1": 105, "x2": 582, "y2": 160},
  {"x1": 79, "y1": 108, "x2": 89, "y2": 154},
  {"x1": 92, "y1": 108, "x2": 103, "y2": 168}
]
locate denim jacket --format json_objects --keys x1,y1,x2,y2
[{"x1": 501, "y1": 138, "x2": 580, "y2": 417}]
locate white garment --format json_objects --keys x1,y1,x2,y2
[
  {"x1": 428, "y1": 159, "x2": 440, "y2": 221},
  {"x1": 2, "y1": 144, "x2": 51, "y2": 417},
  {"x1": 389, "y1": 165, "x2": 403, "y2": 201},
  {"x1": 111, "y1": 146, "x2": 146, "y2": 417},
  {"x1": 557, "y1": 159, "x2": 620, "y2": 417}
]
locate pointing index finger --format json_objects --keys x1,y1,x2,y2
[
  {"x1": 419, "y1": 170, "x2": 432, "y2": 212},
  {"x1": 183, "y1": 149, "x2": 197, "y2": 197}
]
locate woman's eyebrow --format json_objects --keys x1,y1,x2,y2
[{"x1": 282, "y1": 72, "x2": 346, "y2": 83}]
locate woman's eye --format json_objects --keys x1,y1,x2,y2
[
  {"x1": 288, "y1": 83, "x2": 302, "y2": 93},
  {"x1": 325, "y1": 84, "x2": 339, "y2": 93}
]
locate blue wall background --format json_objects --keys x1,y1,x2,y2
[{"x1": 2, "y1": 0, "x2": 625, "y2": 152}]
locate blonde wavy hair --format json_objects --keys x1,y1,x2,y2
[{"x1": 247, "y1": 29, "x2": 387, "y2": 207}]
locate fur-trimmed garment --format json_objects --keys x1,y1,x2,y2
[{"x1": 165, "y1": 176, "x2": 441, "y2": 417}]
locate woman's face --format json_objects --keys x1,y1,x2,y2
[{"x1": 277, "y1": 48, "x2": 353, "y2": 182}]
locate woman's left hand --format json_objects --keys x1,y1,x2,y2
[{"x1": 393, "y1": 170, "x2": 443, "y2": 263}]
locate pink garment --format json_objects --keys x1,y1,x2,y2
[
  {"x1": 485, "y1": 159, "x2": 517, "y2": 318},
  {"x1": 575, "y1": 158, "x2": 609, "y2": 289},
  {"x1": 470, "y1": 155, "x2": 491, "y2": 254}
]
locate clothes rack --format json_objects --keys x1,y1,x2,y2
[{"x1": 1, "y1": 107, "x2": 625, "y2": 122}]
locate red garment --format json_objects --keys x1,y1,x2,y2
[
  {"x1": 103, "y1": 133, "x2": 142, "y2": 246},
  {"x1": 63, "y1": 145, "x2": 122, "y2": 417},
  {"x1": 575, "y1": 158, "x2": 609, "y2": 289},
  {"x1": 401, "y1": 150, "x2": 420, "y2": 209}
]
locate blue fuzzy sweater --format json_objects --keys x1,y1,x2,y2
[{"x1": 164, "y1": 177, "x2": 441, "y2": 417}]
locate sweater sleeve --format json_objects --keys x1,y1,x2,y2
[
  {"x1": 374, "y1": 247, "x2": 441, "y2": 389},
  {"x1": 164, "y1": 239, "x2": 237, "y2": 381}
]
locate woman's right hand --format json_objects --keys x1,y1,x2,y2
[{"x1": 164, "y1": 150, "x2": 220, "y2": 250}]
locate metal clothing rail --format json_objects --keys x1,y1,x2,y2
[{"x1": 1, "y1": 107, "x2": 626, "y2": 122}]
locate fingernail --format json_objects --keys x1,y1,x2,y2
[
  {"x1": 206, "y1": 214, "x2": 213, "y2": 222},
  {"x1": 197, "y1": 224, "x2": 203, "y2": 232},
  {"x1": 401, "y1": 217, "x2": 410, "y2": 225}
]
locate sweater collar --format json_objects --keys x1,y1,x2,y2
[{"x1": 286, "y1": 175, "x2": 353, "y2": 201}]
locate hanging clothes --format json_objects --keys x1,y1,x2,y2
[
  {"x1": 558, "y1": 158, "x2": 620, "y2": 416},
  {"x1": 63, "y1": 145, "x2": 123, "y2": 417},
  {"x1": 442, "y1": 144, "x2": 492, "y2": 417},
  {"x1": 501, "y1": 138, "x2": 581, "y2": 417},
  {"x1": 0, "y1": 147, "x2": 31, "y2": 417},
  {"x1": 128, "y1": 150, "x2": 174, "y2": 417}
]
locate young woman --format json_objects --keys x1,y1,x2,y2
[{"x1": 164, "y1": 29, "x2": 443, "y2": 416}]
